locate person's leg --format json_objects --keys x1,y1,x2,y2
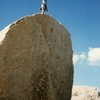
[
  {"x1": 41, "y1": 3, "x2": 45, "y2": 14},
  {"x1": 41, "y1": 7, "x2": 45, "y2": 14}
]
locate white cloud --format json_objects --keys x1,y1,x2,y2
[
  {"x1": 73, "y1": 47, "x2": 100, "y2": 67},
  {"x1": 88, "y1": 48, "x2": 100, "y2": 66},
  {"x1": 73, "y1": 53, "x2": 86, "y2": 65},
  {"x1": 80, "y1": 52, "x2": 87, "y2": 61},
  {"x1": 73, "y1": 54, "x2": 79, "y2": 65}
]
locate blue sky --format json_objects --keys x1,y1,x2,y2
[{"x1": 0, "y1": 0, "x2": 100, "y2": 88}]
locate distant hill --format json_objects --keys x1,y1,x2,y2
[{"x1": 72, "y1": 85, "x2": 100, "y2": 100}]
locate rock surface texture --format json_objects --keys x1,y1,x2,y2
[
  {"x1": 0, "y1": 14, "x2": 73, "y2": 100},
  {"x1": 71, "y1": 86, "x2": 100, "y2": 100}
]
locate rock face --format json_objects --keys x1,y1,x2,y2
[
  {"x1": 71, "y1": 86, "x2": 100, "y2": 100},
  {"x1": 0, "y1": 14, "x2": 73, "y2": 100}
]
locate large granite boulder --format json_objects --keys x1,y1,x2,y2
[{"x1": 0, "y1": 14, "x2": 73, "y2": 100}]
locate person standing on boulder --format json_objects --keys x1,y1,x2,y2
[{"x1": 40, "y1": 0, "x2": 48, "y2": 14}]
